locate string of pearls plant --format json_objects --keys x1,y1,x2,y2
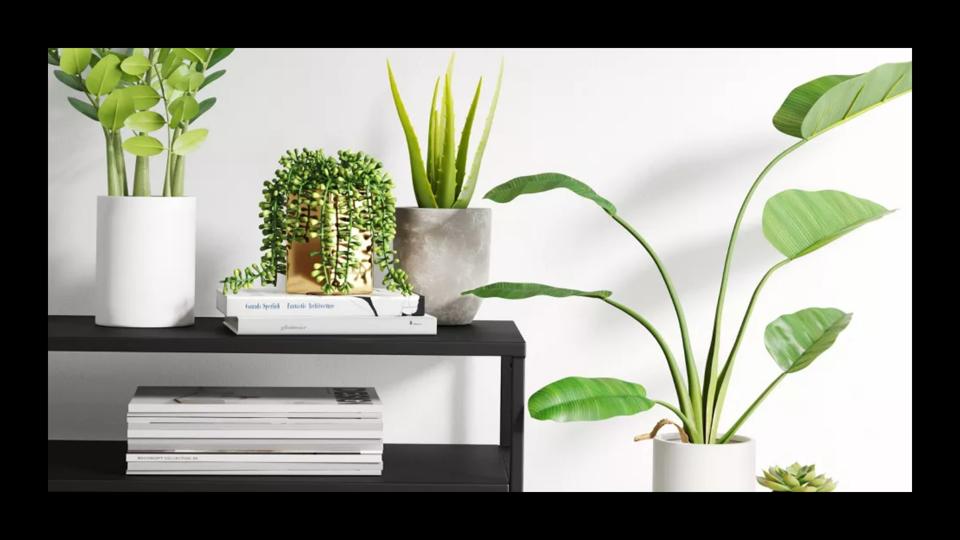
[{"x1": 222, "y1": 148, "x2": 412, "y2": 295}]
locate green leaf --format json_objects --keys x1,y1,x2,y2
[
  {"x1": 387, "y1": 60, "x2": 436, "y2": 208},
  {"x1": 528, "y1": 377, "x2": 654, "y2": 422},
  {"x1": 773, "y1": 61, "x2": 911, "y2": 139},
  {"x1": 120, "y1": 53, "x2": 151, "y2": 76},
  {"x1": 462, "y1": 282, "x2": 611, "y2": 300},
  {"x1": 124, "y1": 111, "x2": 165, "y2": 132},
  {"x1": 172, "y1": 128, "x2": 208, "y2": 155},
  {"x1": 764, "y1": 307, "x2": 852, "y2": 373},
  {"x1": 53, "y1": 70, "x2": 85, "y2": 92},
  {"x1": 122, "y1": 134, "x2": 164, "y2": 156},
  {"x1": 48, "y1": 49, "x2": 60, "y2": 66},
  {"x1": 454, "y1": 77, "x2": 482, "y2": 201},
  {"x1": 162, "y1": 52, "x2": 184, "y2": 79},
  {"x1": 427, "y1": 77, "x2": 440, "y2": 194},
  {"x1": 85, "y1": 54, "x2": 122, "y2": 96},
  {"x1": 67, "y1": 97, "x2": 98, "y2": 121},
  {"x1": 453, "y1": 58, "x2": 503, "y2": 209},
  {"x1": 207, "y1": 47, "x2": 234, "y2": 68},
  {"x1": 98, "y1": 90, "x2": 135, "y2": 131},
  {"x1": 762, "y1": 189, "x2": 892, "y2": 259},
  {"x1": 187, "y1": 71, "x2": 204, "y2": 93},
  {"x1": 59, "y1": 48, "x2": 91, "y2": 75},
  {"x1": 436, "y1": 73, "x2": 457, "y2": 207},
  {"x1": 174, "y1": 48, "x2": 208, "y2": 64},
  {"x1": 169, "y1": 95, "x2": 199, "y2": 128},
  {"x1": 167, "y1": 65, "x2": 193, "y2": 91},
  {"x1": 484, "y1": 172, "x2": 617, "y2": 214},
  {"x1": 123, "y1": 85, "x2": 161, "y2": 111},
  {"x1": 193, "y1": 97, "x2": 216, "y2": 122},
  {"x1": 199, "y1": 69, "x2": 225, "y2": 90}
]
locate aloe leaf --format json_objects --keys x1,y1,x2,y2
[
  {"x1": 462, "y1": 282, "x2": 611, "y2": 300},
  {"x1": 528, "y1": 377, "x2": 654, "y2": 422},
  {"x1": 483, "y1": 172, "x2": 616, "y2": 214},
  {"x1": 386, "y1": 61, "x2": 436, "y2": 208},
  {"x1": 764, "y1": 307, "x2": 852, "y2": 373},
  {"x1": 453, "y1": 58, "x2": 503, "y2": 209},
  {"x1": 427, "y1": 77, "x2": 440, "y2": 195},
  {"x1": 454, "y1": 77, "x2": 483, "y2": 201},
  {"x1": 762, "y1": 189, "x2": 892, "y2": 259},
  {"x1": 437, "y1": 73, "x2": 457, "y2": 207},
  {"x1": 773, "y1": 61, "x2": 911, "y2": 139}
]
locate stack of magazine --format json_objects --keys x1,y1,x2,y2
[
  {"x1": 125, "y1": 386, "x2": 384, "y2": 476},
  {"x1": 216, "y1": 287, "x2": 437, "y2": 335}
]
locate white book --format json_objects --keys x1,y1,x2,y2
[
  {"x1": 127, "y1": 461, "x2": 382, "y2": 472},
  {"x1": 216, "y1": 287, "x2": 423, "y2": 318},
  {"x1": 223, "y1": 315, "x2": 437, "y2": 335},
  {"x1": 128, "y1": 421, "x2": 383, "y2": 439},
  {"x1": 126, "y1": 438, "x2": 384, "y2": 454},
  {"x1": 127, "y1": 469, "x2": 382, "y2": 476},
  {"x1": 128, "y1": 387, "x2": 382, "y2": 414},
  {"x1": 127, "y1": 453, "x2": 382, "y2": 463},
  {"x1": 127, "y1": 416, "x2": 382, "y2": 424}
]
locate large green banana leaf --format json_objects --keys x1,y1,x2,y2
[
  {"x1": 762, "y1": 189, "x2": 891, "y2": 259},
  {"x1": 773, "y1": 61, "x2": 911, "y2": 139},
  {"x1": 483, "y1": 172, "x2": 616, "y2": 214},
  {"x1": 528, "y1": 377, "x2": 654, "y2": 421},
  {"x1": 764, "y1": 307, "x2": 852, "y2": 373},
  {"x1": 462, "y1": 282, "x2": 611, "y2": 300}
]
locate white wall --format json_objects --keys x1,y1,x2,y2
[{"x1": 48, "y1": 48, "x2": 912, "y2": 491}]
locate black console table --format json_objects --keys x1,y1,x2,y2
[{"x1": 47, "y1": 316, "x2": 526, "y2": 492}]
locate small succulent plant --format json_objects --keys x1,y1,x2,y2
[{"x1": 758, "y1": 463, "x2": 836, "y2": 492}]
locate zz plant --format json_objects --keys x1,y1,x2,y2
[
  {"x1": 48, "y1": 47, "x2": 233, "y2": 196},
  {"x1": 221, "y1": 148, "x2": 412, "y2": 296},
  {"x1": 464, "y1": 61, "x2": 911, "y2": 444},
  {"x1": 387, "y1": 54, "x2": 504, "y2": 208}
]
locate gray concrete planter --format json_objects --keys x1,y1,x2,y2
[{"x1": 393, "y1": 207, "x2": 491, "y2": 325}]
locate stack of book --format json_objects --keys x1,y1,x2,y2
[
  {"x1": 216, "y1": 287, "x2": 437, "y2": 335},
  {"x1": 125, "y1": 386, "x2": 384, "y2": 476}
]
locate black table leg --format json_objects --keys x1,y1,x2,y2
[{"x1": 500, "y1": 355, "x2": 524, "y2": 492}]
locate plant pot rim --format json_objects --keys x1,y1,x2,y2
[
  {"x1": 396, "y1": 206, "x2": 489, "y2": 212},
  {"x1": 655, "y1": 433, "x2": 753, "y2": 445}
]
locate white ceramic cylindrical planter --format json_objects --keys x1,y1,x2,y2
[
  {"x1": 653, "y1": 433, "x2": 756, "y2": 492},
  {"x1": 95, "y1": 196, "x2": 196, "y2": 327},
  {"x1": 393, "y1": 207, "x2": 491, "y2": 325}
]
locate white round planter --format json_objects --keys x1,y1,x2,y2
[
  {"x1": 95, "y1": 196, "x2": 196, "y2": 327},
  {"x1": 652, "y1": 433, "x2": 756, "y2": 492}
]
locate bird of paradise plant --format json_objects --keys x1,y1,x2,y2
[{"x1": 464, "y1": 61, "x2": 911, "y2": 444}]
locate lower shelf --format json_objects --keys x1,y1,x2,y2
[{"x1": 48, "y1": 440, "x2": 511, "y2": 492}]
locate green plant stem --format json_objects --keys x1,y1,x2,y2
[
  {"x1": 608, "y1": 211, "x2": 703, "y2": 435},
  {"x1": 653, "y1": 400, "x2": 691, "y2": 427},
  {"x1": 172, "y1": 154, "x2": 185, "y2": 197},
  {"x1": 718, "y1": 372, "x2": 787, "y2": 444},
  {"x1": 701, "y1": 139, "x2": 806, "y2": 441},
  {"x1": 708, "y1": 259, "x2": 789, "y2": 442},
  {"x1": 112, "y1": 132, "x2": 129, "y2": 196},
  {"x1": 104, "y1": 130, "x2": 122, "y2": 196},
  {"x1": 133, "y1": 156, "x2": 151, "y2": 196},
  {"x1": 601, "y1": 297, "x2": 701, "y2": 443}
]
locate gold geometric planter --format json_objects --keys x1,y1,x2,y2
[{"x1": 285, "y1": 232, "x2": 374, "y2": 295}]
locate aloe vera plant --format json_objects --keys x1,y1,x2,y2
[
  {"x1": 464, "y1": 61, "x2": 911, "y2": 444},
  {"x1": 387, "y1": 54, "x2": 503, "y2": 208},
  {"x1": 48, "y1": 48, "x2": 233, "y2": 196}
]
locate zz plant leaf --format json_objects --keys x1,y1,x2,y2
[
  {"x1": 124, "y1": 111, "x2": 166, "y2": 132},
  {"x1": 529, "y1": 377, "x2": 654, "y2": 422},
  {"x1": 67, "y1": 97, "x2": 98, "y2": 121},
  {"x1": 172, "y1": 128, "x2": 209, "y2": 155},
  {"x1": 762, "y1": 189, "x2": 892, "y2": 259},
  {"x1": 54, "y1": 70, "x2": 85, "y2": 92},
  {"x1": 85, "y1": 54, "x2": 122, "y2": 96},
  {"x1": 59, "y1": 48, "x2": 91, "y2": 75},
  {"x1": 169, "y1": 95, "x2": 199, "y2": 128},
  {"x1": 120, "y1": 53, "x2": 151, "y2": 76},
  {"x1": 98, "y1": 90, "x2": 135, "y2": 131},
  {"x1": 122, "y1": 135, "x2": 165, "y2": 156}
]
